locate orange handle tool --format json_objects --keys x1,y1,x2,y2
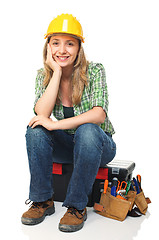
[
  {"x1": 103, "y1": 180, "x2": 108, "y2": 194},
  {"x1": 137, "y1": 174, "x2": 141, "y2": 190},
  {"x1": 137, "y1": 174, "x2": 141, "y2": 183}
]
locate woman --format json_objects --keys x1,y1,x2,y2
[{"x1": 21, "y1": 13, "x2": 116, "y2": 232}]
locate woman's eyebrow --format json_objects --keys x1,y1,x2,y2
[
  {"x1": 52, "y1": 38, "x2": 60, "y2": 41},
  {"x1": 66, "y1": 39, "x2": 76, "y2": 43},
  {"x1": 51, "y1": 38, "x2": 76, "y2": 43}
]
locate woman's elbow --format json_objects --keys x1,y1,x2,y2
[
  {"x1": 93, "y1": 107, "x2": 106, "y2": 124},
  {"x1": 99, "y1": 113, "x2": 106, "y2": 124}
]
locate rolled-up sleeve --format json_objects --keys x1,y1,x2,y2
[
  {"x1": 33, "y1": 69, "x2": 45, "y2": 113},
  {"x1": 89, "y1": 63, "x2": 109, "y2": 114}
]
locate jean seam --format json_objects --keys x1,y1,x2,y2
[{"x1": 94, "y1": 126, "x2": 106, "y2": 151}]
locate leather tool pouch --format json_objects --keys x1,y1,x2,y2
[
  {"x1": 126, "y1": 190, "x2": 137, "y2": 211},
  {"x1": 134, "y1": 190, "x2": 148, "y2": 214},
  {"x1": 94, "y1": 188, "x2": 135, "y2": 221}
]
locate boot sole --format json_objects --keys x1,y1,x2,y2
[
  {"x1": 21, "y1": 205, "x2": 55, "y2": 226},
  {"x1": 58, "y1": 212, "x2": 87, "y2": 232}
]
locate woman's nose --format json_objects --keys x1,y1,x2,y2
[{"x1": 59, "y1": 43, "x2": 66, "y2": 54}]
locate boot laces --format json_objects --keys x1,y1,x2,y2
[
  {"x1": 25, "y1": 199, "x2": 47, "y2": 209},
  {"x1": 68, "y1": 207, "x2": 84, "y2": 219}
]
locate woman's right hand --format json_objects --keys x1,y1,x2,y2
[{"x1": 46, "y1": 44, "x2": 62, "y2": 73}]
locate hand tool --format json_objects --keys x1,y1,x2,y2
[
  {"x1": 116, "y1": 189, "x2": 127, "y2": 200},
  {"x1": 111, "y1": 186, "x2": 117, "y2": 197},
  {"x1": 133, "y1": 177, "x2": 140, "y2": 194},
  {"x1": 117, "y1": 190, "x2": 126, "y2": 195},
  {"x1": 103, "y1": 180, "x2": 108, "y2": 194},
  {"x1": 112, "y1": 177, "x2": 118, "y2": 188},
  {"x1": 111, "y1": 177, "x2": 118, "y2": 196},
  {"x1": 117, "y1": 193, "x2": 127, "y2": 200},
  {"x1": 125, "y1": 180, "x2": 131, "y2": 195},
  {"x1": 116, "y1": 181, "x2": 127, "y2": 192},
  {"x1": 130, "y1": 181, "x2": 135, "y2": 191},
  {"x1": 136, "y1": 174, "x2": 141, "y2": 190}
]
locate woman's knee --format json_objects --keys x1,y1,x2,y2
[
  {"x1": 26, "y1": 125, "x2": 43, "y2": 138},
  {"x1": 75, "y1": 123, "x2": 98, "y2": 138},
  {"x1": 25, "y1": 126, "x2": 52, "y2": 145},
  {"x1": 74, "y1": 123, "x2": 103, "y2": 149}
]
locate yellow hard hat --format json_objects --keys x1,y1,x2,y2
[{"x1": 44, "y1": 13, "x2": 84, "y2": 43}]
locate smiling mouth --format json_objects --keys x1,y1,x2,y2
[{"x1": 56, "y1": 56, "x2": 69, "y2": 61}]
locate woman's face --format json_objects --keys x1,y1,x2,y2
[{"x1": 49, "y1": 34, "x2": 80, "y2": 68}]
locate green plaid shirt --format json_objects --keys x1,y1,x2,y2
[{"x1": 34, "y1": 62, "x2": 115, "y2": 135}]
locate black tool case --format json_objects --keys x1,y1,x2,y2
[
  {"x1": 52, "y1": 160, "x2": 135, "y2": 207},
  {"x1": 106, "y1": 159, "x2": 135, "y2": 181},
  {"x1": 52, "y1": 164, "x2": 73, "y2": 202}
]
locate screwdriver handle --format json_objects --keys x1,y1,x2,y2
[
  {"x1": 137, "y1": 175, "x2": 141, "y2": 190},
  {"x1": 125, "y1": 181, "x2": 131, "y2": 195},
  {"x1": 111, "y1": 186, "x2": 117, "y2": 197},
  {"x1": 133, "y1": 177, "x2": 140, "y2": 194},
  {"x1": 103, "y1": 180, "x2": 108, "y2": 194}
]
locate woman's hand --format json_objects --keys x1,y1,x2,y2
[
  {"x1": 46, "y1": 44, "x2": 62, "y2": 73},
  {"x1": 29, "y1": 115, "x2": 57, "y2": 131}
]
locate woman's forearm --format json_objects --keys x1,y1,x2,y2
[
  {"x1": 34, "y1": 70, "x2": 62, "y2": 117},
  {"x1": 54, "y1": 107, "x2": 106, "y2": 130}
]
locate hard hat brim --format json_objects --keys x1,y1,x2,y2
[{"x1": 44, "y1": 32, "x2": 84, "y2": 43}]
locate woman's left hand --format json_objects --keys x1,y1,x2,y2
[{"x1": 29, "y1": 115, "x2": 57, "y2": 131}]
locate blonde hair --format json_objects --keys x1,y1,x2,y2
[{"x1": 43, "y1": 36, "x2": 89, "y2": 105}]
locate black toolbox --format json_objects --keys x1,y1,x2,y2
[
  {"x1": 52, "y1": 159, "x2": 135, "y2": 207},
  {"x1": 106, "y1": 159, "x2": 135, "y2": 181}
]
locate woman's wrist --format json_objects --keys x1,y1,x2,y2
[
  {"x1": 53, "y1": 68, "x2": 62, "y2": 78},
  {"x1": 51, "y1": 119, "x2": 61, "y2": 130},
  {"x1": 49, "y1": 68, "x2": 62, "y2": 84}
]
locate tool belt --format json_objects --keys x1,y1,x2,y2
[{"x1": 94, "y1": 177, "x2": 151, "y2": 221}]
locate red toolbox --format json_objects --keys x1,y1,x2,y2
[{"x1": 52, "y1": 159, "x2": 135, "y2": 207}]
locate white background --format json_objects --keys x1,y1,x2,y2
[{"x1": 0, "y1": 0, "x2": 158, "y2": 239}]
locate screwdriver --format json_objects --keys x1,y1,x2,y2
[
  {"x1": 111, "y1": 177, "x2": 118, "y2": 197},
  {"x1": 112, "y1": 177, "x2": 119, "y2": 188},
  {"x1": 103, "y1": 180, "x2": 108, "y2": 194},
  {"x1": 137, "y1": 175, "x2": 141, "y2": 190},
  {"x1": 125, "y1": 180, "x2": 131, "y2": 195},
  {"x1": 133, "y1": 177, "x2": 140, "y2": 194}
]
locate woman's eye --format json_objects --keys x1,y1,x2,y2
[
  {"x1": 52, "y1": 42, "x2": 59, "y2": 46},
  {"x1": 68, "y1": 42, "x2": 74, "y2": 46}
]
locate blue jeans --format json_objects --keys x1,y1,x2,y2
[{"x1": 26, "y1": 123, "x2": 116, "y2": 210}]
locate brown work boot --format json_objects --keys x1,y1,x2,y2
[
  {"x1": 21, "y1": 198, "x2": 55, "y2": 225},
  {"x1": 59, "y1": 207, "x2": 87, "y2": 232}
]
